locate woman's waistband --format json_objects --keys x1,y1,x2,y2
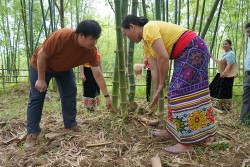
[{"x1": 171, "y1": 30, "x2": 197, "y2": 59}]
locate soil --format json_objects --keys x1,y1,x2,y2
[{"x1": 0, "y1": 84, "x2": 249, "y2": 167}]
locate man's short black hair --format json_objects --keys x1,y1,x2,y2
[
  {"x1": 76, "y1": 20, "x2": 101, "y2": 39},
  {"x1": 246, "y1": 23, "x2": 250, "y2": 29}
]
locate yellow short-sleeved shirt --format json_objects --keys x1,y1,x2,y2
[{"x1": 143, "y1": 21, "x2": 187, "y2": 58}]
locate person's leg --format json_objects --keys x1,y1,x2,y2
[
  {"x1": 83, "y1": 67, "x2": 97, "y2": 111},
  {"x1": 240, "y1": 74, "x2": 250, "y2": 123},
  {"x1": 25, "y1": 66, "x2": 53, "y2": 148},
  {"x1": 55, "y1": 69, "x2": 77, "y2": 129},
  {"x1": 27, "y1": 66, "x2": 52, "y2": 134}
]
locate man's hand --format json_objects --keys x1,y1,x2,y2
[{"x1": 35, "y1": 80, "x2": 47, "y2": 93}]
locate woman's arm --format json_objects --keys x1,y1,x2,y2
[
  {"x1": 79, "y1": 65, "x2": 86, "y2": 81},
  {"x1": 151, "y1": 38, "x2": 169, "y2": 90},
  {"x1": 148, "y1": 57, "x2": 159, "y2": 94},
  {"x1": 210, "y1": 54, "x2": 220, "y2": 63},
  {"x1": 150, "y1": 38, "x2": 169, "y2": 106},
  {"x1": 220, "y1": 63, "x2": 232, "y2": 78}
]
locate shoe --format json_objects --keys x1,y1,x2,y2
[
  {"x1": 164, "y1": 144, "x2": 194, "y2": 154},
  {"x1": 24, "y1": 133, "x2": 40, "y2": 149},
  {"x1": 65, "y1": 125, "x2": 82, "y2": 132}
]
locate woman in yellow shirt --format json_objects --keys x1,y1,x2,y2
[{"x1": 121, "y1": 15, "x2": 217, "y2": 154}]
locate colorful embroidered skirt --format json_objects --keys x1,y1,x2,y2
[
  {"x1": 82, "y1": 67, "x2": 100, "y2": 109},
  {"x1": 166, "y1": 36, "x2": 217, "y2": 144},
  {"x1": 209, "y1": 73, "x2": 234, "y2": 111}
]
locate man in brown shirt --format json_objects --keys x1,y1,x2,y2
[{"x1": 24, "y1": 20, "x2": 112, "y2": 148}]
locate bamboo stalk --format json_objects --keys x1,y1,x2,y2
[
  {"x1": 127, "y1": 0, "x2": 138, "y2": 102},
  {"x1": 114, "y1": 0, "x2": 128, "y2": 114}
]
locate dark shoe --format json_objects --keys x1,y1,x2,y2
[
  {"x1": 24, "y1": 133, "x2": 40, "y2": 149},
  {"x1": 65, "y1": 125, "x2": 82, "y2": 132}
]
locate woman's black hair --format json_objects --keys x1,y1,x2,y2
[
  {"x1": 76, "y1": 20, "x2": 102, "y2": 39},
  {"x1": 121, "y1": 15, "x2": 148, "y2": 29},
  {"x1": 224, "y1": 39, "x2": 233, "y2": 50}
]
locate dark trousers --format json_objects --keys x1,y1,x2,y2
[
  {"x1": 146, "y1": 69, "x2": 151, "y2": 102},
  {"x1": 83, "y1": 67, "x2": 100, "y2": 98},
  {"x1": 240, "y1": 73, "x2": 250, "y2": 123},
  {"x1": 27, "y1": 66, "x2": 77, "y2": 134}
]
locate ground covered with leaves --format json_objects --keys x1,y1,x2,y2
[{"x1": 0, "y1": 83, "x2": 250, "y2": 167}]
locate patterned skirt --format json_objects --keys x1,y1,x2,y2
[
  {"x1": 166, "y1": 36, "x2": 217, "y2": 144},
  {"x1": 82, "y1": 67, "x2": 100, "y2": 109},
  {"x1": 209, "y1": 73, "x2": 234, "y2": 111}
]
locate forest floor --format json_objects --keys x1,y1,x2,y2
[{"x1": 0, "y1": 83, "x2": 250, "y2": 167}]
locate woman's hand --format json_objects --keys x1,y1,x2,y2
[
  {"x1": 151, "y1": 83, "x2": 165, "y2": 107},
  {"x1": 80, "y1": 74, "x2": 86, "y2": 82},
  {"x1": 220, "y1": 71, "x2": 227, "y2": 78}
]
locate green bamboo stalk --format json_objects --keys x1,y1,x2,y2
[
  {"x1": 20, "y1": 0, "x2": 30, "y2": 74},
  {"x1": 234, "y1": 0, "x2": 242, "y2": 56},
  {"x1": 198, "y1": 0, "x2": 206, "y2": 35},
  {"x1": 48, "y1": 0, "x2": 54, "y2": 31},
  {"x1": 174, "y1": 0, "x2": 177, "y2": 24},
  {"x1": 162, "y1": 0, "x2": 165, "y2": 21},
  {"x1": 166, "y1": 0, "x2": 168, "y2": 22},
  {"x1": 178, "y1": 0, "x2": 181, "y2": 25},
  {"x1": 155, "y1": 0, "x2": 161, "y2": 20},
  {"x1": 142, "y1": 0, "x2": 147, "y2": 17},
  {"x1": 210, "y1": 0, "x2": 223, "y2": 53},
  {"x1": 4, "y1": 0, "x2": 11, "y2": 76},
  {"x1": 127, "y1": 0, "x2": 138, "y2": 102},
  {"x1": 114, "y1": 0, "x2": 128, "y2": 114},
  {"x1": 191, "y1": 0, "x2": 199, "y2": 31},
  {"x1": 76, "y1": 0, "x2": 79, "y2": 24},
  {"x1": 112, "y1": 50, "x2": 120, "y2": 109},
  {"x1": 59, "y1": 0, "x2": 64, "y2": 28},
  {"x1": 200, "y1": 0, "x2": 221, "y2": 39},
  {"x1": 40, "y1": 0, "x2": 48, "y2": 37},
  {"x1": 15, "y1": 21, "x2": 21, "y2": 71},
  {"x1": 155, "y1": 0, "x2": 164, "y2": 114},
  {"x1": 120, "y1": 0, "x2": 128, "y2": 19},
  {"x1": 120, "y1": 0, "x2": 128, "y2": 67},
  {"x1": 29, "y1": 0, "x2": 34, "y2": 55}
]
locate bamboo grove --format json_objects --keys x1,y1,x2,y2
[{"x1": 0, "y1": 0, "x2": 249, "y2": 113}]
